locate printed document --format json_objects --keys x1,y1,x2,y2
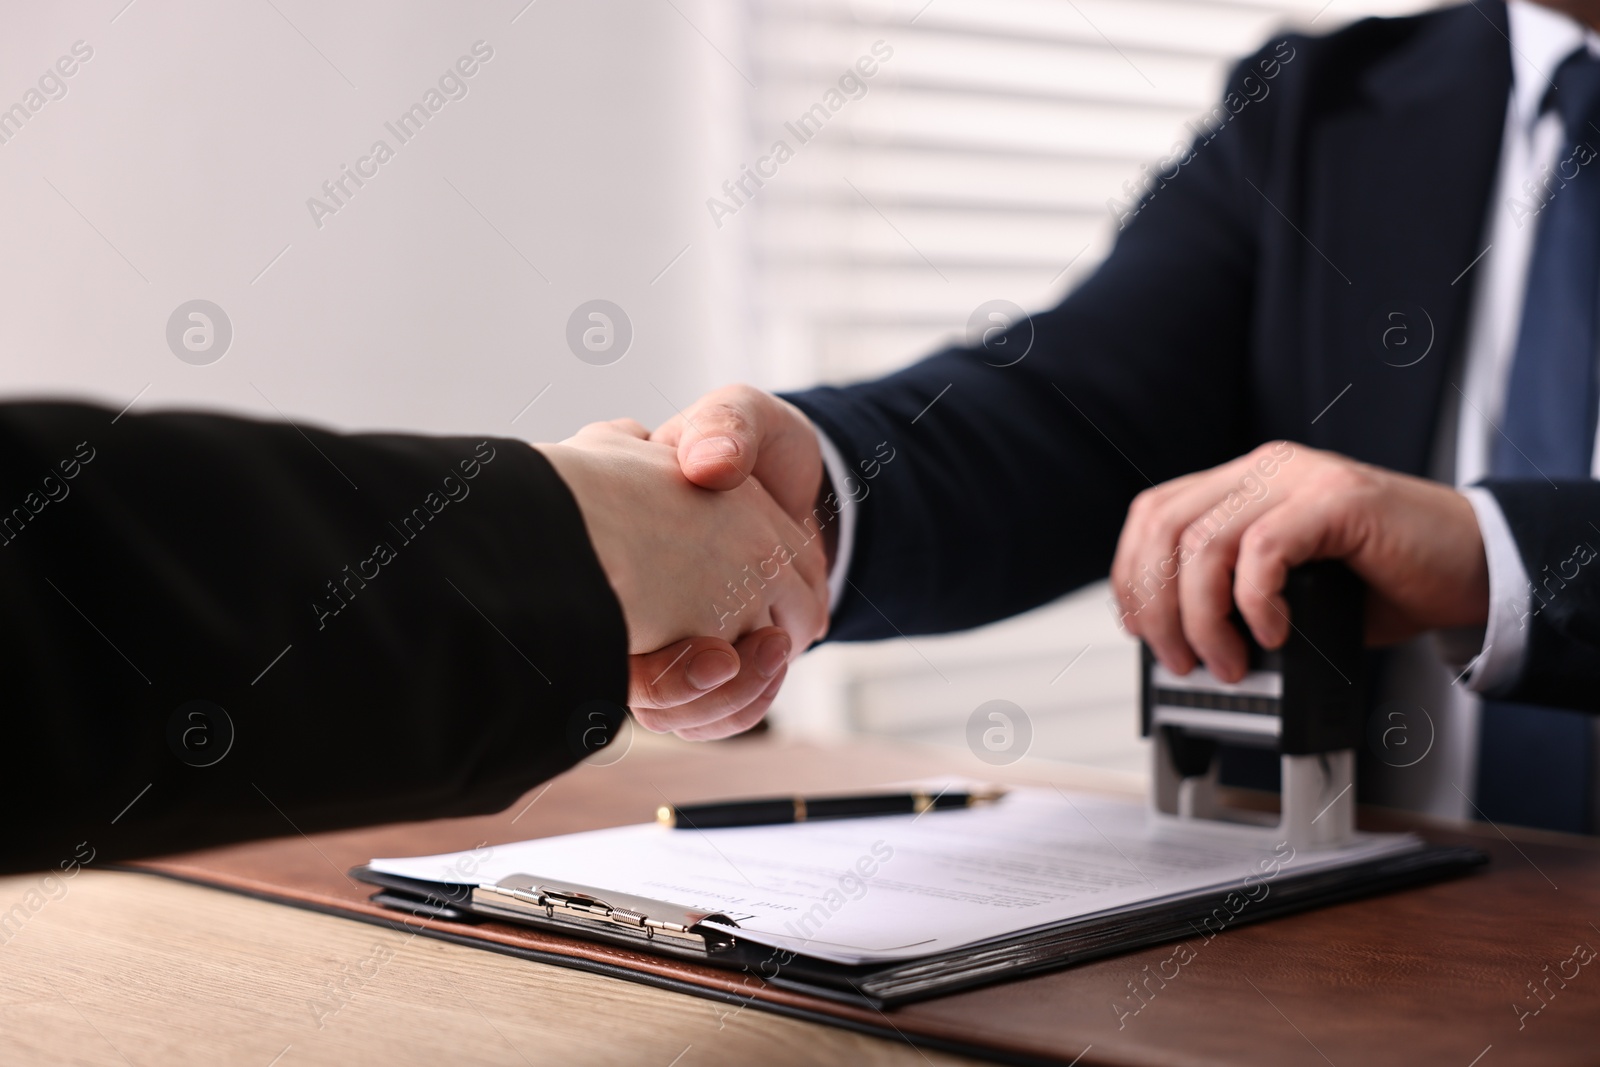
[{"x1": 369, "y1": 787, "x2": 1418, "y2": 965}]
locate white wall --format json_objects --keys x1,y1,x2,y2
[{"x1": 0, "y1": 0, "x2": 752, "y2": 444}]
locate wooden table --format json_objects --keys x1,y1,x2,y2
[
  {"x1": 3, "y1": 732, "x2": 1597, "y2": 1066},
  {"x1": 0, "y1": 868, "x2": 984, "y2": 1066}
]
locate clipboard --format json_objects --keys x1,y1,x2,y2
[{"x1": 348, "y1": 843, "x2": 1487, "y2": 1007}]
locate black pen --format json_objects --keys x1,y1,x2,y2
[{"x1": 656, "y1": 788, "x2": 1007, "y2": 829}]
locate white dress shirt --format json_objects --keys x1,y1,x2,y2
[
  {"x1": 811, "y1": 0, "x2": 1600, "y2": 820},
  {"x1": 1385, "y1": 0, "x2": 1600, "y2": 820}
]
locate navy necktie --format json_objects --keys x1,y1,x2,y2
[{"x1": 1477, "y1": 50, "x2": 1600, "y2": 834}]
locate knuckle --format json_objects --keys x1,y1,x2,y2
[
  {"x1": 1239, "y1": 521, "x2": 1276, "y2": 557},
  {"x1": 1127, "y1": 487, "x2": 1161, "y2": 522},
  {"x1": 1319, "y1": 463, "x2": 1375, "y2": 499},
  {"x1": 1177, "y1": 521, "x2": 1211, "y2": 557},
  {"x1": 698, "y1": 683, "x2": 742, "y2": 721},
  {"x1": 1179, "y1": 616, "x2": 1211, "y2": 653},
  {"x1": 1139, "y1": 602, "x2": 1180, "y2": 640},
  {"x1": 750, "y1": 673, "x2": 785, "y2": 713},
  {"x1": 724, "y1": 382, "x2": 764, "y2": 407},
  {"x1": 1234, "y1": 578, "x2": 1267, "y2": 610},
  {"x1": 703, "y1": 397, "x2": 758, "y2": 437},
  {"x1": 630, "y1": 706, "x2": 667, "y2": 731},
  {"x1": 1148, "y1": 517, "x2": 1186, "y2": 556},
  {"x1": 641, "y1": 667, "x2": 682, "y2": 711},
  {"x1": 804, "y1": 584, "x2": 830, "y2": 636},
  {"x1": 1175, "y1": 610, "x2": 1221, "y2": 652}
]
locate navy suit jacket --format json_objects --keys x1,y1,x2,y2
[{"x1": 788, "y1": 1, "x2": 1600, "y2": 712}]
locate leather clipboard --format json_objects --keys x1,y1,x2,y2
[{"x1": 125, "y1": 740, "x2": 1545, "y2": 1066}]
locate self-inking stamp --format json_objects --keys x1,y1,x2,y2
[{"x1": 1141, "y1": 561, "x2": 1365, "y2": 849}]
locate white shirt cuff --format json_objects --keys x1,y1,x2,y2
[
  {"x1": 811, "y1": 422, "x2": 859, "y2": 615},
  {"x1": 1454, "y1": 486, "x2": 1532, "y2": 692}
]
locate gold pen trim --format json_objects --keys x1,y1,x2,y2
[
  {"x1": 793, "y1": 796, "x2": 807, "y2": 822},
  {"x1": 656, "y1": 804, "x2": 675, "y2": 828}
]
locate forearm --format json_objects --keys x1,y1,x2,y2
[
  {"x1": 786, "y1": 348, "x2": 1167, "y2": 640},
  {"x1": 0, "y1": 402, "x2": 625, "y2": 872}
]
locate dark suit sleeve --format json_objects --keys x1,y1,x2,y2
[
  {"x1": 0, "y1": 402, "x2": 626, "y2": 873},
  {"x1": 784, "y1": 46, "x2": 1292, "y2": 640},
  {"x1": 1479, "y1": 480, "x2": 1600, "y2": 710}
]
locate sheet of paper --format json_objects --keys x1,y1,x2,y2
[{"x1": 369, "y1": 787, "x2": 1418, "y2": 965}]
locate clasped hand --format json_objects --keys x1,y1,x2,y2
[{"x1": 535, "y1": 418, "x2": 828, "y2": 739}]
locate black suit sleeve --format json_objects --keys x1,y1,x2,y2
[
  {"x1": 1480, "y1": 480, "x2": 1600, "y2": 711},
  {"x1": 784, "y1": 46, "x2": 1288, "y2": 641},
  {"x1": 0, "y1": 402, "x2": 626, "y2": 873}
]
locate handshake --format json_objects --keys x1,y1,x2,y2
[
  {"x1": 534, "y1": 386, "x2": 838, "y2": 740},
  {"x1": 537, "y1": 383, "x2": 1497, "y2": 743}
]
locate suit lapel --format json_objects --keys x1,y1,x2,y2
[{"x1": 1289, "y1": 1, "x2": 1512, "y2": 475}]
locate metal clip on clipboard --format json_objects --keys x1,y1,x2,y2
[{"x1": 472, "y1": 874, "x2": 741, "y2": 952}]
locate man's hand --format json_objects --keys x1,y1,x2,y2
[
  {"x1": 652, "y1": 385, "x2": 826, "y2": 528},
  {"x1": 627, "y1": 627, "x2": 793, "y2": 740},
  {"x1": 1111, "y1": 442, "x2": 1490, "y2": 682},
  {"x1": 623, "y1": 385, "x2": 832, "y2": 734},
  {"x1": 535, "y1": 419, "x2": 828, "y2": 737}
]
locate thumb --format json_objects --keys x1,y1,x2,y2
[
  {"x1": 655, "y1": 385, "x2": 824, "y2": 521},
  {"x1": 628, "y1": 635, "x2": 740, "y2": 713},
  {"x1": 656, "y1": 385, "x2": 767, "y2": 492}
]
